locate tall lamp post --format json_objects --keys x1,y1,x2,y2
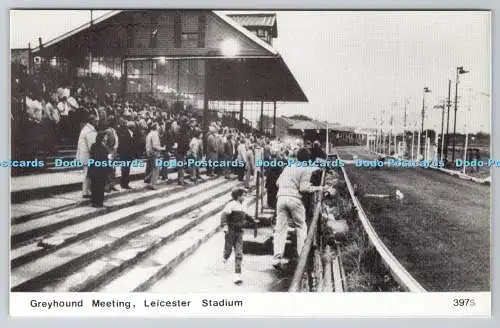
[
  {"x1": 451, "y1": 66, "x2": 469, "y2": 165},
  {"x1": 403, "y1": 98, "x2": 409, "y2": 158},
  {"x1": 420, "y1": 87, "x2": 432, "y2": 157},
  {"x1": 444, "y1": 79, "x2": 452, "y2": 165},
  {"x1": 433, "y1": 101, "x2": 446, "y2": 161},
  {"x1": 390, "y1": 101, "x2": 397, "y2": 156},
  {"x1": 380, "y1": 110, "x2": 385, "y2": 154},
  {"x1": 370, "y1": 117, "x2": 377, "y2": 152}
]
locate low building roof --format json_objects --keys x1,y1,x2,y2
[{"x1": 289, "y1": 119, "x2": 356, "y2": 132}]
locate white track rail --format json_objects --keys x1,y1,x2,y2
[{"x1": 340, "y1": 165, "x2": 426, "y2": 292}]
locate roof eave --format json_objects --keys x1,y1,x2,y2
[
  {"x1": 31, "y1": 10, "x2": 123, "y2": 54},
  {"x1": 276, "y1": 55, "x2": 308, "y2": 102}
]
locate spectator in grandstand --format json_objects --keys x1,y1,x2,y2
[
  {"x1": 236, "y1": 138, "x2": 247, "y2": 182},
  {"x1": 104, "y1": 116, "x2": 119, "y2": 192},
  {"x1": 188, "y1": 129, "x2": 203, "y2": 183},
  {"x1": 206, "y1": 127, "x2": 218, "y2": 177},
  {"x1": 172, "y1": 120, "x2": 190, "y2": 185},
  {"x1": 117, "y1": 116, "x2": 135, "y2": 189},
  {"x1": 76, "y1": 114, "x2": 98, "y2": 198},
  {"x1": 263, "y1": 137, "x2": 272, "y2": 161},
  {"x1": 216, "y1": 129, "x2": 225, "y2": 176},
  {"x1": 67, "y1": 96, "x2": 81, "y2": 145},
  {"x1": 223, "y1": 134, "x2": 235, "y2": 179},
  {"x1": 57, "y1": 90, "x2": 72, "y2": 143},
  {"x1": 272, "y1": 148, "x2": 326, "y2": 271},
  {"x1": 244, "y1": 143, "x2": 255, "y2": 190},
  {"x1": 88, "y1": 131, "x2": 111, "y2": 208},
  {"x1": 144, "y1": 122, "x2": 165, "y2": 190},
  {"x1": 40, "y1": 96, "x2": 60, "y2": 155},
  {"x1": 159, "y1": 120, "x2": 172, "y2": 182}
]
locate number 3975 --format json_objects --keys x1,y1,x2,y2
[{"x1": 453, "y1": 298, "x2": 476, "y2": 307}]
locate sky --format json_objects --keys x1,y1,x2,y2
[{"x1": 10, "y1": 10, "x2": 491, "y2": 133}]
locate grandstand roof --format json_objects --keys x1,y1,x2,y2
[{"x1": 30, "y1": 10, "x2": 306, "y2": 103}]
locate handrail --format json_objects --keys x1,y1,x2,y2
[
  {"x1": 254, "y1": 170, "x2": 260, "y2": 221},
  {"x1": 288, "y1": 169, "x2": 326, "y2": 292},
  {"x1": 340, "y1": 165, "x2": 426, "y2": 292}
]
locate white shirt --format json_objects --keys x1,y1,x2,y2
[{"x1": 57, "y1": 101, "x2": 70, "y2": 116}]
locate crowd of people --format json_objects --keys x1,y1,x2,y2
[
  {"x1": 15, "y1": 76, "x2": 334, "y2": 285},
  {"x1": 74, "y1": 102, "x2": 275, "y2": 207}
]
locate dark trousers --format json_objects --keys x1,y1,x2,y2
[
  {"x1": 105, "y1": 168, "x2": 116, "y2": 191},
  {"x1": 237, "y1": 165, "x2": 245, "y2": 181},
  {"x1": 176, "y1": 152, "x2": 186, "y2": 184},
  {"x1": 207, "y1": 153, "x2": 217, "y2": 176},
  {"x1": 90, "y1": 178, "x2": 106, "y2": 207},
  {"x1": 267, "y1": 186, "x2": 278, "y2": 209},
  {"x1": 121, "y1": 166, "x2": 130, "y2": 187},
  {"x1": 223, "y1": 229, "x2": 243, "y2": 273},
  {"x1": 144, "y1": 157, "x2": 152, "y2": 182}
]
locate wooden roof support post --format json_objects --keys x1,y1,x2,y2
[
  {"x1": 27, "y1": 42, "x2": 32, "y2": 75},
  {"x1": 260, "y1": 100, "x2": 264, "y2": 133},
  {"x1": 121, "y1": 59, "x2": 127, "y2": 99},
  {"x1": 273, "y1": 101, "x2": 277, "y2": 138},
  {"x1": 239, "y1": 100, "x2": 244, "y2": 130},
  {"x1": 202, "y1": 59, "x2": 209, "y2": 151},
  {"x1": 238, "y1": 59, "x2": 244, "y2": 130}
]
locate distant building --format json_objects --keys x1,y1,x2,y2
[{"x1": 288, "y1": 119, "x2": 365, "y2": 147}]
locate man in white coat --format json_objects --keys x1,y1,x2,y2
[{"x1": 76, "y1": 114, "x2": 98, "y2": 198}]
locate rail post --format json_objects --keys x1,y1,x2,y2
[
  {"x1": 321, "y1": 245, "x2": 334, "y2": 292},
  {"x1": 254, "y1": 170, "x2": 260, "y2": 221},
  {"x1": 288, "y1": 169, "x2": 326, "y2": 292},
  {"x1": 312, "y1": 249, "x2": 323, "y2": 292},
  {"x1": 260, "y1": 167, "x2": 264, "y2": 213}
]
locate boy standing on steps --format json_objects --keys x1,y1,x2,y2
[{"x1": 220, "y1": 187, "x2": 257, "y2": 284}]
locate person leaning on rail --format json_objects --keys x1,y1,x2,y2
[{"x1": 272, "y1": 148, "x2": 328, "y2": 271}]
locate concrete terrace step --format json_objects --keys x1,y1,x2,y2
[
  {"x1": 11, "y1": 165, "x2": 211, "y2": 204},
  {"x1": 11, "y1": 174, "x2": 215, "y2": 249},
  {"x1": 11, "y1": 177, "x2": 232, "y2": 268},
  {"x1": 11, "y1": 171, "x2": 214, "y2": 222},
  {"x1": 10, "y1": 180, "x2": 242, "y2": 292},
  {"x1": 11, "y1": 172, "x2": 184, "y2": 223},
  {"x1": 99, "y1": 196, "x2": 258, "y2": 292},
  {"x1": 42, "y1": 191, "x2": 245, "y2": 292},
  {"x1": 11, "y1": 166, "x2": 147, "y2": 203}
]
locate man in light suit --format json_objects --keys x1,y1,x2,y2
[{"x1": 76, "y1": 114, "x2": 98, "y2": 198}]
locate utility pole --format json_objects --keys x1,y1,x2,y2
[
  {"x1": 411, "y1": 125, "x2": 415, "y2": 161},
  {"x1": 420, "y1": 87, "x2": 431, "y2": 156},
  {"x1": 381, "y1": 110, "x2": 385, "y2": 154},
  {"x1": 452, "y1": 69, "x2": 459, "y2": 164},
  {"x1": 452, "y1": 66, "x2": 469, "y2": 164},
  {"x1": 444, "y1": 79, "x2": 451, "y2": 165},
  {"x1": 403, "y1": 99, "x2": 408, "y2": 158},
  {"x1": 389, "y1": 113, "x2": 393, "y2": 155},
  {"x1": 421, "y1": 93, "x2": 425, "y2": 135},
  {"x1": 439, "y1": 102, "x2": 445, "y2": 161}
]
